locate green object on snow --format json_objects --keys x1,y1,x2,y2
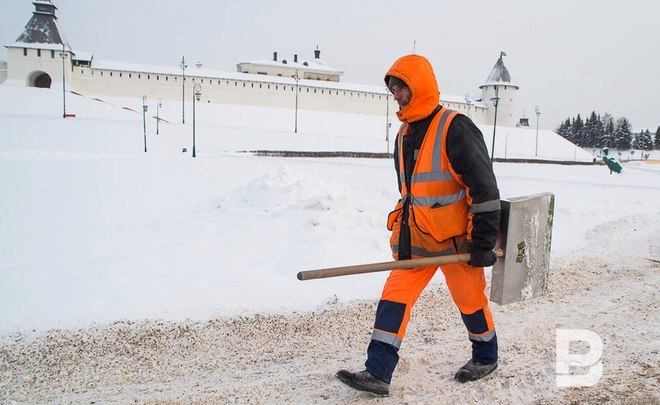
[{"x1": 603, "y1": 156, "x2": 622, "y2": 174}]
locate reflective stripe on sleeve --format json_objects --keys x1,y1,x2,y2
[{"x1": 469, "y1": 199, "x2": 501, "y2": 214}]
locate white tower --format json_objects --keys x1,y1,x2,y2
[
  {"x1": 479, "y1": 52, "x2": 519, "y2": 127},
  {"x1": 5, "y1": 0, "x2": 73, "y2": 88}
]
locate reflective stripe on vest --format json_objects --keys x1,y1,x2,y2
[{"x1": 397, "y1": 109, "x2": 463, "y2": 205}]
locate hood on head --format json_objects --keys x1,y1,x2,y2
[{"x1": 384, "y1": 54, "x2": 440, "y2": 123}]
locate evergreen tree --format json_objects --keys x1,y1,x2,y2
[
  {"x1": 594, "y1": 114, "x2": 606, "y2": 148},
  {"x1": 556, "y1": 117, "x2": 572, "y2": 141},
  {"x1": 556, "y1": 120, "x2": 566, "y2": 138},
  {"x1": 638, "y1": 129, "x2": 654, "y2": 150},
  {"x1": 614, "y1": 117, "x2": 632, "y2": 150},
  {"x1": 631, "y1": 133, "x2": 641, "y2": 149},
  {"x1": 571, "y1": 114, "x2": 585, "y2": 146},
  {"x1": 584, "y1": 112, "x2": 595, "y2": 147},
  {"x1": 655, "y1": 126, "x2": 660, "y2": 150},
  {"x1": 601, "y1": 113, "x2": 615, "y2": 148}
]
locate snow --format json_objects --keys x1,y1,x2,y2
[{"x1": 1, "y1": 84, "x2": 659, "y2": 403}]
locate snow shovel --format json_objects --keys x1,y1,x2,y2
[{"x1": 297, "y1": 192, "x2": 555, "y2": 305}]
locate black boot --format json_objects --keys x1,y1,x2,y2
[
  {"x1": 336, "y1": 370, "x2": 390, "y2": 396},
  {"x1": 454, "y1": 358, "x2": 498, "y2": 382}
]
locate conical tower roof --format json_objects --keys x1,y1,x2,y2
[
  {"x1": 14, "y1": 1, "x2": 70, "y2": 49},
  {"x1": 479, "y1": 52, "x2": 518, "y2": 89}
]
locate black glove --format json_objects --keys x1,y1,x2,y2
[{"x1": 468, "y1": 244, "x2": 497, "y2": 268}]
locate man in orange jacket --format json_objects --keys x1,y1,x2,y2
[{"x1": 337, "y1": 55, "x2": 501, "y2": 396}]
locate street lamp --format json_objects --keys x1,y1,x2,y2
[
  {"x1": 385, "y1": 91, "x2": 391, "y2": 154},
  {"x1": 294, "y1": 70, "x2": 299, "y2": 133},
  {"x1": 142, "y1": 95, "x2": 148, "y2": 152},
  {"x1": 61, "y1": 43, "x2": 68, "y2": 118},
  {"x1": 464, "y1": 93, "x2": 472, "y2": 119},
  {"x1": 535, "y1": 105, "x2": 541, "y2": 157},
  {"x1": 180, "y1": 56, "x2": 187, "y2": 124},
  {"x1": 156, "y1": 99, "x2": 162, "y2": 135},
  {"x1": 490, "y1": 86, "x2": 500, "y2": 164},
  {"x1": 192, "y1": 83, "x2": 201, "y2": 158}
]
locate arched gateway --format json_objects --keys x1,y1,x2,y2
[{"x1": 29, "y1": 71, "x2": 52, "y2": 88}]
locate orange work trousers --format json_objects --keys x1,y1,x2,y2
[{"x1": 373, "y1": 261, "x2": 496, "y2": 345}]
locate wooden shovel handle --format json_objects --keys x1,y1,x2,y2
[{"x1": 297, "y1": 249, "x2": 504, "y2": 281}]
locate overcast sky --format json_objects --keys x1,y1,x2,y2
[{"x1": 2, "y1": 0, "x2": 658, "y2": 129}]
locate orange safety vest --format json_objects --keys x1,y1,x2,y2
[{"x1": 387, "y1": 108, "x2": 469, "y2": 259}]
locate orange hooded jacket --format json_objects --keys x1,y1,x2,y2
[{"x1": 385, "y1": 55, "x2": 471, "y2": 259}]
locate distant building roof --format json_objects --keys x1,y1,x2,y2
[
  {"x1": 480, "y1": 51, "x2": 518, "y2": 89},
  {"x1": 14, "y1": 0, "x2": 71, "y2": 49},
  {"x1": 237, "y1": 49, "x2": 343, "y2": 77}
]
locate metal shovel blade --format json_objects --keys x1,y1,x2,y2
[{"x1": 490, "y1": 192, "x2": 555, "y2": 305}]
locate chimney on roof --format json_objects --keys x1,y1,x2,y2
[
  {"x1": 294, "y1": 54, "x2": 298, "y2": 63},
  {"x1": 273, "y1": 51, "x2": 277, "y2": 61},
  {"x1": 314, "y1": 47, "x2": 321, "y2": 60}
]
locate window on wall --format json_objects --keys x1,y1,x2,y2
[
  {"x1": 51, "y1": 50, "x2": 55, "y2": 59},
  {"x1": 109, "y1": 72, "x2": 113, "y2": 77},
  {"x1": 129, "y1": 73, "x2": 132, "y2": 78},
  {"x1": 100, "y1": 71, "x2": 104, "y2": 76},
  {"x1": 120, "y1": 73, "x2": 123, "y2": 78},
  {"x1": 147, "y1": 75, "x2": 150, "y2": 80},
  {"x1": 37, "y1": 49, "x2": 41, "y2": 57},
  {"x1": 156, "y1": 76, "x2": 159, "y2": 80},
  {"x1": 23, "y1": 48, "x2": 27, "y2": 56}
]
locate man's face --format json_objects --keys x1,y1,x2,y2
[{"x1": 390, "y1": 84, "x2": 411, "y2": 108}]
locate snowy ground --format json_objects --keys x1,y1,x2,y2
[{"x1": 0, "y1": 85, "x2": 659, "y2": 404}]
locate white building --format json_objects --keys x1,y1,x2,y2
[
  {"x1": 237, "y1": 49, "x2": 342, "y2": 82},
  {"x1": 3, "y1": 0, "x2": 520, "y2": 126}
]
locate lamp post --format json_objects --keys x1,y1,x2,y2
[
  {"x1": 294, "y1": 70, "x2": 299, "y2": 134},
  {"x1": 535, "y1": 105, "x2": 541, "y2": 157},
  {"x1": 156, "y1": 100, "x2": 162, "y2": 135},
  {"x1": 192, "y1": 83, "x2": 201, "y2": 158},
  {"x1": 142, "y1": 96, "x2": 148, "y2": 152},
  {"x1": 180, "y1": 56, "x2": 187, "y2": 124},
  {"x1": 490, "y1": 86, "x2": 500, "y2": 164},
  {"x1": 385, "y1": 91, "x2": 391, "y2": 154},
  {"x1": 464, "y1": 93, "x2": 472, "y2": 120},
  {"x1": 61, "y1": 43, "x2": 67, "y2": 118}
]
